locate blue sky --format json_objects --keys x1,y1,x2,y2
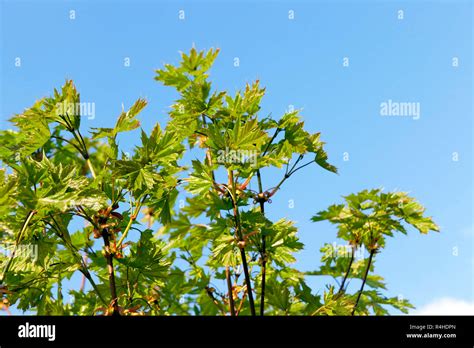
[{"x1": 0, "y1": 0, "x2": 472, "y2": 314}]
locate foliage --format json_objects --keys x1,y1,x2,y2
[{"x1": 0, "y1": 48, "x2": 438, "y2": 316}]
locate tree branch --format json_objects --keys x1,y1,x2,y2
[
  {"x1": 59, "y1": 117, "x2": 96, "y2": 179},
  {"x1": 236, "y1": 288, "x2": 248, "y2": 316},
  {"x1": 336, "y1": 244, "x2": 355, "y2": 296},
  {"x1": 351, "y1": 248, "x2": 375, "y2": 315},
  {"x1": 267, "y1": 154, "x2": 305, "y2": 197},
  {"x1": 102, "y1": 228, "x2": 120, "y2": 315},
  {"x1": 256, "y1": 169, "x2": 267, "y2": 316},
  {"x1": 228, "y1": 169, "x2": 256, "y2": 316},
  {"x1": 47, "y1": 216, "x2": 108, "y2": 306},
  {"x1": 116, "y1": 194, "x2": 147, "y2": 249},
  {"x1": 0, "y1": 210, "x2": 37, "y2": 284},
  {"x1": 205, "y1": 286, "x2": 226, "y2": 315},
  {"x1": 226, "y1": 266, "x2": 236, "y2": 316},
  {"x1": 261, "y1": 127, "x2": 281, "y2": 158}
]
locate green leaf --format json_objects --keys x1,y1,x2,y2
[
  {"x1": 116, "y1": 230, "x2": 170, "y2": 280},
  {"x1": 315, "y1": 147, "x2": 338, "y2": 174},
  {"x1": 186, "y1": 160, "x2": 214, "y2": 195},
  {"x1": 115, "y1": 98, "x2": 147, "y2": 134},
  {"x1": 1, "y1": 99, "x2": 51, "y2": 160},
  {"x1": 91, "y1": 98, "x2": 147, "y2": 159}
]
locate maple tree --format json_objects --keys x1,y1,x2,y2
[{"x1": 0, "y1": 48, "x2": 439, "y2": 315}]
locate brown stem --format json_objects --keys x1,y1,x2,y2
[
  {"x1": 229, "y1": 170, "x2": 256, "y2": 316},
  {"x1": 337, "y1": 245, "x2": 355, "y2": 296},
  {"x1": 256, "y1": 169, "x2": 267, "y2": 316},
  {"x1": 351, "y1": 248, "x2": 375, "y2": 315},
  {"x1": 236, "y1": 288, "x2": 248, "y2": 316},
  {"x1": 266, "y1": 154, "x2": 304, "y2": 199},
  {"x1": 102, "y1": 229, "x2": 120, "y2": 316},
  {"x1": 261, "y1": 128, "x2": 281, "y2": 158},
  {"x1": 226, "y1": 266, "x2": 236, "y2": 316},
  {"x1": 259, "y1": 245, "x2": 266, "y2": 316},
  {"x1": 79, "y1": 274, "x2": 86, "y2": 293},
  {"x1": 253, "y1": 128, "x2": 281, "y2": 316},
  {"x1": 239, "y1": 248, "x2": 255, "y2": 316},
  {"x1": 205, "y1": 287, "x2": 226, "y2": 315},
  {"x1": 78, "y1": 268, "x2": 107, "y2": 306},
  {"x1": 79, "y1": 254, "x2": 87, "y2": 292}
]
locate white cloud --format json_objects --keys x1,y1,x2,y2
[{"x1": 412, "y1": 297, "x2": 474, "y2": 315}]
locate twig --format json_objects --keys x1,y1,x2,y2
[
  {"x1": 226, "y1": 266, "x2": 236, "y2": 316},
  {"x1": 256, "y1": 169, "x2": 267, "y2": 316},
  {"x1": 116, "y1": 194, "x2": 147, "y2": 249},
  {"x1": 79, "y1": 254, "x2": 87, "y2": 292},
  {"x1": 236, "y1": 288, "x2": 248, "y2": 316},
  {"x1": 205, "y1": 286, "x2": 226, "y2": 315},
  {"x1": 86, "y1": 159, "x2": 96, "y2": 179},
  {"x1": 0, "y1": 210, "x2": 37, "y2": 284},
  {"x1": 47, "y1": 216, "x2": 107, "y2": 306},
  {"x1": 266, "y1": 154, "x2": 305, "y2": 198},
  {"x1": 59, "y1": 115, "x2": 96, "y2": 179},
  {"x1": 102, "y1": 228, "x2": 120, "y2": 315},
  {"x1": 255, "y1": 127, "x2": 281, "y2": 316},
  {"x1": 290, "y1": 159, "x2": 316, "y2": 175},
  {"x1": 351, "y1": 248, "x2": 375, "y2": 315},
  {"x1": 228, "y1": 169, "x2": 256, "y2": 316},
  {"x1": 261, "y1": 128, "x2": 281, "y2": 157},
  {"x1": 336, "y1": 245, "x2": 355, "y2": 296}
]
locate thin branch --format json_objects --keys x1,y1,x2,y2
[
  {"x1": 76, "y1": 128, "x2": 89, "y2": 156},
  {"x1": 0, "y1": 210, "x2": 37, "y2": 284},
  {"x1": 116, "y1": 194, "x2": 147, "y2": 249},
  {"x1": 269, "y1": 154, "x2": 305, "y2": 196},
  {"x1": 201, "y1": 114, "x2": 218, "y2": 184},
  {"x1": 261, "y1": 127, "x2": 281, "y2": 158},
  {"x1": 236, "y1": 288, "x2": 248, "y2": 316},
  {"x1": 79, "y1": 255, "x2": 87, "y2": 292},
  {"x1": 255, "y1": 140, "x2": 305, "y2": 316},
  {"x1": 256, "y1": 168, "x2": 267, "y2": 316},
  {"x1": 59, "y1": 116, "x2": 96, "y2": 179},
  {"x1": 288, "y1": 154, "x2": 304, "y2": 175},
  {"x1": 289, "y1": 159, "x2": 316, "y2": 176},
  {"x1": 56, "y1": 272, "x2": 62, "y2": 305},
  {"x1": 78, "y1": 268, "x2": 107, "y2": 306},
  {"x1": 86, "y1": 158, "x2": 96, "y2": 179},
  {"x1": 128, "y1": 297, "x2": 155, "y2": 312},
  {"x1": 226, "y1": 266, "x2": 236, "y2": 316},
  {"x1": 102, "y1": 228, "x2": 120, "y2": 315},
  {"x1": 70, "y1": 128, "x2": 88, "y2": 157},
  {"x1": 47, "y1": 216, "x2": 107, "y2": 306},
  {"x1": 336, "y1": 244, "x2": 355, "y2": 296},
  {"x1": 351, "y1": 248, "x2": 375, "y2": 315},
  {"x1": 205, "y1": 286, "x2": 227, "y2": 315},
  {"x1": 229, "y1": 169, "x2": 256, "y2": 316},
  {"x1": 51, "y1": 135, "x2": 87, "y2": 156}
]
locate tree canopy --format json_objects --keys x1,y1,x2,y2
[{"x1": 0, "y1": 48, "x2": 439, "y2": 316}]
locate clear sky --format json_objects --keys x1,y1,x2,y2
[{"x1": 0, "y1": 0, "x2": 472, "y2": 314}]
